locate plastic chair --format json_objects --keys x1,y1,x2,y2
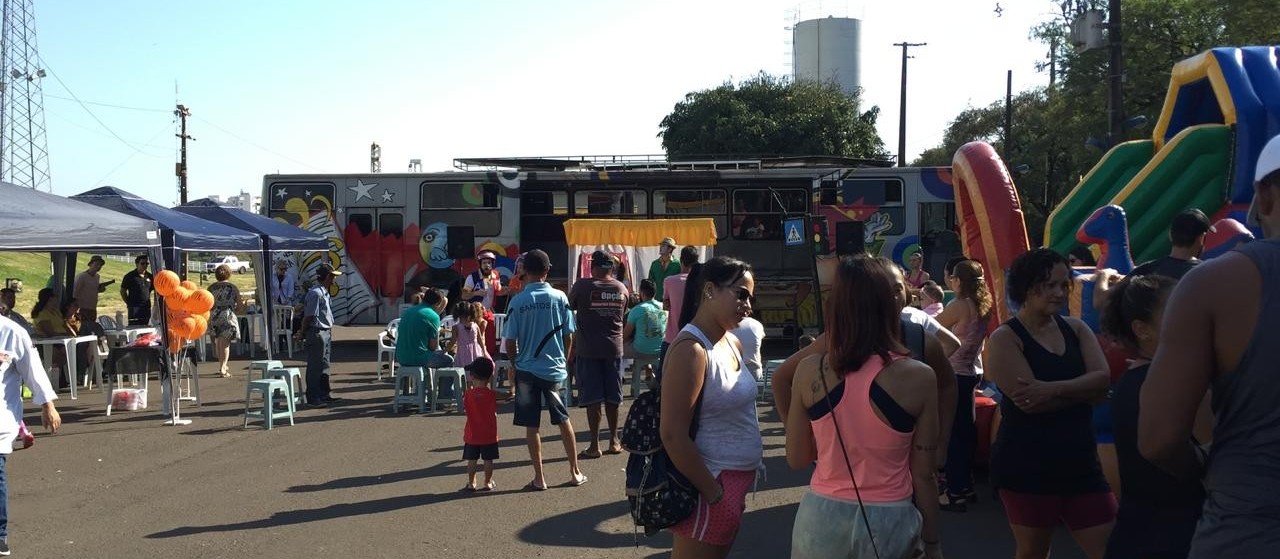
[
  {"x1": 626, "y1": 354, "x2": 659, "y2": 398},
  {"x1": 272, "y1": 307, "x2": 296, "y2": 358},
  {"x1": 97, "y1": 316, "x2": 120, "y2": 331},
  {"x1": 266, "y1": 367, "x2": 306, "y2": 408},
  {"x1": 376, "y1": 319, "x2": 399, "y2": 381},
  {"x1": 244, "y1": 378, "x2": 295, "y2": 430},
  {"x1": 391, "y1": 366, "x2": 427, "y2": 413},
  {"x1": 429, "y1": 367, "x2": 466, "y2": 412},
  {"x1": 247, "y1": 360, "x2": 284, "y2": 380}
]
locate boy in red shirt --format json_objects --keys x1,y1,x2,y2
[{"x1": 462, "y1": 357, "x2": 499, "y2": 491}]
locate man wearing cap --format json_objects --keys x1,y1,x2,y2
[
  {"x1": 73, "y1": 255, "x2": 112, "y2": 327},
  {"x1": 463, "y1": 251, "x2": 508, "y2": 311},
  {"x1": 297, "y1": 264, "x2": 342, "y2": 407},
  {"x1": 647, "y1": 238, "x2": 681, "y2": 302},
  {"x1": 1129, "y1": 209, "x2": 1215, "y2": 281},
  {"x1": 1141, "y1": 134, "x2": 1280, "y2": 557},
  {"x1": 502, "y1": 249, "x2": 588, "y2": 490},
  {"x1": 569, "y1": 250, "x2": 630, "y2": 458}
]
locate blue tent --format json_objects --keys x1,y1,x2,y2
[
  {"x1": 175, "y1": 198, "x2": 328, "y2": 252},
  {"x1": 71, "y1": 187, "x2": 261, "y2": 252}
]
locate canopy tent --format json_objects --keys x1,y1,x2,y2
[
  {"x1": 175, "y1": 198, "x2": 328, "y2": 252},
  {"x1": 72, "y1": 187, "x2": 276, "y2": 360},
  {"x1": 562, "y1": 218, "x2": 717, "y2": 292},
  {"x1": 0, "y1": 181, "x2": 162, "y2": 251}
]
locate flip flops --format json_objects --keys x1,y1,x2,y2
[
  {"x1": 523, "y1": 481, "x2": 548, "y2": 492},
  {"x1": 567, "y1": 473, "x2": 589, "y2": 487}
]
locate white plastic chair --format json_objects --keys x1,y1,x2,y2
[
  {"x1": 376, "y1": 319, "x2": 399, "y2": 381},
  {"x1": 98, "y1": 316, "x2": 120, "y2": 331},
  {"x1": 272, "y1": 307, "x2": 296, "y2": 358}
]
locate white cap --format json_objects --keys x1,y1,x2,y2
[{"x1": 1255, "y1": 134, "x2": 1280, "y2": 183}]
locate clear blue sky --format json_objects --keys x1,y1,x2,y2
[{"x1": 33, "y1": 0, "x2": 1055, "y2": 204}]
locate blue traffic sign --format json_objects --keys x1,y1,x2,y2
[{"x1": 783, "y1": 217, "x2": 805, "y2": 247}]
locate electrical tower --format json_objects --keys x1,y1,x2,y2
[{"x1": 0, "y1": 0, "x2": 51, "y2": 191}]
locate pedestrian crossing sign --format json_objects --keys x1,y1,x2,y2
[{"x1": 783, "y1": 218, "x2": 804, "y2": 247}]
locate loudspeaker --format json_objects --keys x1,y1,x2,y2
[
  {"x1": 835, "y1": 221, "x2": 866, "y2": 256},
  {"x1": 446, "y1": 226, "x2": 476, "y2": 259}
]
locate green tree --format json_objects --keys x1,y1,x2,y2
[
  {"x1": 659, "y1": 73, "x2": 886, "y2": 160},
  {"x1": 917, "y1": 0, "x2": 1280, "y2": 243}
]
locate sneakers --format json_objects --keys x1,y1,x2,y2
[{"x1": 0, "y1": 539, "x2": 12, "y2": 555}]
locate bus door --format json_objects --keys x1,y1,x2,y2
[{"x1": 346, "y1": 207, "x2": 406, "y2": 323}]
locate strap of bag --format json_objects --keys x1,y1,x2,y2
[{"x1": 818, "y1": 354, "x2": 882, "y2": 559}]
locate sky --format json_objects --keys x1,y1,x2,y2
[{"x1": 28, "y1": 0, "x2": 1058, "y2": 205}]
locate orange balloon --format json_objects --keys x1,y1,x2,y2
[
  {"x1": 154, "y1": 270, "x2": 180, "y2": 298},
  {"x1": 180, "y1": 280, "x2": 198, "y2": 291},
  {"x1": 167, "y1": 287, "x2": 194, "y2": 311},
  {"x1": 190, "y1": 315, "x2": 208, "y2": 339},
  {"x1": 179, "y1": 317, "x2": 198, "y2": 338},
  {"x1": 187, "y1": 289, "x2": 215, "y2": 314}
]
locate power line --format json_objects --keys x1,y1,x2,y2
[
  {"x1": 192, "y1": 114, "x2": 324, "y2": 172},
  {"x1": 44, "y1": 93, "x2": 169, "y2": 113},
  {"x1": 45, "y1": 110, "x2": 171, "y2": 154},
  {"x1": 92, "y1": 121, "x2": 175, "y2": 187},
  {"x1": 36, "y1": 57, "x2": 148, "y2": 154}
]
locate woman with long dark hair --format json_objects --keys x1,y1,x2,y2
[
  {"x1": 786, "y1": 255, "x2": 943, "y2": 559},
  {"x1": 660, "y1": 256, "x2": 762, "y2": 558},
  {"x1": 987, "y1": 248, "x2": 1114, "y2": 559},
  {"x1": 936, "y1": 258, "x2": 993, "y2": 511}
]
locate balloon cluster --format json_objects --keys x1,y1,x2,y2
[{"x1": 153, "y1": 270, "x2": 215, "y2": 353}]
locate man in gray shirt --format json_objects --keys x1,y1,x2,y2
[{"x1": 297, "y1": 264, "x2": 341, "y2": 407}]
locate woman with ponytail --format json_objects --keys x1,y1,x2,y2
[
  {"x1": 660, "y1": 256, "x2": 762, "y2": 557},
  {"x1": 936, "y1": 258, "x2": 993, "y2": 511},
  {"x1": 1101, "y1": 274, "x2": 1206, "y2": 559}
]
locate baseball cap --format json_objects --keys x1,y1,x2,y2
[
  {"x1": 1250, "y1": 134, "x2": 1280, "y2": 226},
  {"x1": 464, "y1": 356, "x2": 495, "y2": 378},
  {"x1": 1171, "y1": 208, "x2": 1215, "y2": 238},
  {"x1": 591, "y1": 250, "x2": 615, "y2": 268},
  {"x1": 316, "y1": 263, "x2": 343, "y2": 278},
  {"x1": 523, "y1": 249, "x2": 550, "y2": 274},
  {"x1": 477, "y1": 250, "x2": 496, "y2": 261},
  {"x1": 660, "y1": 237, "x2": 677, "y2": 248}
]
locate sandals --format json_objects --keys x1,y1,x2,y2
[{"x1": 938, "y1": 490, "x2": 976, "y2": 512}]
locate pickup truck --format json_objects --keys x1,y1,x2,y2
[{"x1": 205, "y1": 256, "x2": 251, "y2": 274}]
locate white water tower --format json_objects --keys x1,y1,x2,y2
[{"x1": 792, "y1": 16, "x2": 862, "y2": 96}]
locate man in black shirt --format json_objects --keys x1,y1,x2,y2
[
  {"x1": 119, "y1": 255, "x2": 153, "y2": 326},
  {"x1": 1130, "y1": 209, "x2": 1214, "y2": 281}
]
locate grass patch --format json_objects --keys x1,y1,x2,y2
[{"x1": 0, "y1": 252, "x2": 259, "y2": 321}]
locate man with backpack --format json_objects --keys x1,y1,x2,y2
[{"x1": 503, "y1": 250, "x2": 589, "y2": 491}]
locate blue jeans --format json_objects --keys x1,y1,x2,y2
[
  {"x1": 305, "y1": 328, "x2": 332, "y2": 403},
  {"x1": 0, "y1": 453, "x2": 8, "y2": 540},
  {"x1": 945, "y1": 375, "x2": 980, "y2": 494}
]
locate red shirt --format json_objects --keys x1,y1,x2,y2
[{"x1": 463, "y1": 387, "x2": 498, "y2": 445}]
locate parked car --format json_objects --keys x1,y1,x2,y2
[{"x1": 205, "y1": 256, "x2": 251, "y2": 274}]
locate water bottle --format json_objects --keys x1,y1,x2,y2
[{"x1": 115, "y1": 310, "x2": 125, "y2": 327}]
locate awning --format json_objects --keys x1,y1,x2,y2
[
  {"x1": 71, "y1": 187, "x2": 261, "y2": 252},
  {"x1": 175, "y1": 199, "x2": 328, "y2": 252},
  {"x1": 0, "y1": 182, "x2": 162, "y2": 251},
  {"x1": 562, "y1": 218, "x2": 718, "y2": 247}
]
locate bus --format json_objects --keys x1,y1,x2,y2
[{"x1": 262, "y1": 155, "x2": 958, "y2": 337}]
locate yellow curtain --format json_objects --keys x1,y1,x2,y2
[{"x1": 562, "y1": 218, "x2": 718, "y2": 247}]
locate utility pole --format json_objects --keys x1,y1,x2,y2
[
  {"x1": 174, "y1": 104, "x2": 193, "y2": 204},
  {"x1": 894, "y1": 41, "x2": 926, "y2": 167},
  {"x1": 1107, "y1": 0, "x2": 1124, "y2": 145}
]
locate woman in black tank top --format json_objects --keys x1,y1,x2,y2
[{"x1": 986, "y1": 249, "x2": 1115, "y2": 559}]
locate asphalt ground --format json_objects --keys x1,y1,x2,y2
[{"x1": 8, "y1": 327, "x2": 1088, "y2": 558}]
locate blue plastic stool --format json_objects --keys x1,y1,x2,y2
[
  {"x1": 266, "y1": 367, "x2": 306, "y2": 408},
  {"x1": 244, "y1": 378, "x2": 295, "y2": 430},
  {"x1": 392, "y1": 366, "x2": 427, "y2": 414},
  {"x1": 430, "y1": 367, "x2": 466, "y2": 412},
  {"x1": 247, "y1": 360, "x2": 284, "y2": 380}
]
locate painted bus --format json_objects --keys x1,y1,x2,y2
[{"x1": 262, "y1": 156, "x2": 958, "y2": 337}]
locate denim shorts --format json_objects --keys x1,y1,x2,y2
[
  {"x1": 575, "y1": 357, "x2": 623, "y2": 407},
  {"x1": 513, "y1": 370, "x2": 569, "y2": 428}
]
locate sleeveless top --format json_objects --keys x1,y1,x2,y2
[
  {"x1": 806, "y1": 354, "x2": 914, "y2": 503},
  {"x1": 454, "y1": 321, "x2": 485, "y2": 368},
  {"x1": 948, "y1": 313, "x2": 988, "y2": 377},
  {"x1": 682, "y1": 324, "x2": 763, "y2": 478},
  {"x1": 1192, "y1": 239, "x2": 1280, "y2": 557},
  {"x1": 990, "y1": 315, "x2": 1107, "y2": 494}
]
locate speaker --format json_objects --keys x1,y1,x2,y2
[
  {"x1": 835, "y1": 221, "x2": 866, "y2": 256},
  {"x1": 446, "y1": 226, "x2": 476, "y2": 259}
]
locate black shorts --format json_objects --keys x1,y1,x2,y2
[
  {"x1": 462, "y1": 443, "x2": 499, "y2": 461},
  {"x1": 512, "y1": 370, "x2": 569, "y2": 428},
  {"x1": 576, "y1": 357, "x2": 623, "y2": 406}
]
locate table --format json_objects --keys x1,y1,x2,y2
[
  {"x1": 32, "y1": 334, "x2": 98, "y2": 400},
  {"x1": 103, "y1": 327, "x2": 158, "y2": 347}
]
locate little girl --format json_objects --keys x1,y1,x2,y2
[
  {"x1": 453, "y1": 302, "x2": 487, "y2": 369},
  {"x1": 921, "y1": 281, "x2": 945, "y2": 317}
]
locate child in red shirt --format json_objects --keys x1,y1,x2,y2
[{"x1": 462, "y1": 356, "x2": 499, "y2": 491}]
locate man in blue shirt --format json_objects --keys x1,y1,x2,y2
[
  {"x1": 396, "y1": 288, "x2": 455, "y2": 370},
  {"x1": 503, "y1": 249, "x2": 588, "y2": 490},
  {"x1": 297, "y1": 264, "x2": 340, "y2": 407}
]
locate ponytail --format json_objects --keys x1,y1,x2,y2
[
  {"x1": 1100, "y1": 274, "x2": 1175, "y2": 350},
  {"x1": 678, "y1": 262, "x2": 705, "y2": 330}
]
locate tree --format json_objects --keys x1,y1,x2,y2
[
  {"x1": 917, "y1": 0, "x2": 1280, "y2": 242},
  {"x1": 659, "y1": 73, "x2": 887, "y2": 160}
]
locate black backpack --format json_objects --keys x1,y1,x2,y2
[{"x1": 621, "y1": 362, "x2": 705, "y2": 537}]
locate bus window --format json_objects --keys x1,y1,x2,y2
[
  {"x1": 920, "y1": 202, "x2": 956, "y2": 234},
  {"x1": 731, "y1": 188, "x2": 807, "y2": 240},
  {"x1": 420, "y1": 182, "x2": 501, "y2": 236},
  {"x1": 522, "y1": 191, "x2": 569, "y2": 216},
  {"x1": 575, "y1": 190, "x2": 647, "y2": 217},
  {"x1": 654, "y1": 189, "x2": 727, "y2": 239},
  {"x1": 348, "y1": 212, "x2": 374, "y2": 236},
  {"x1": 838, "y1": 178, "x2": 905, "y2": 207}
]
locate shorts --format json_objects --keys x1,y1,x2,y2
[
  {"x1": 669, "y1": 469, "x2": 755, "y2": 546},
  {"x1": 513, "y1": 370, "x2": 570, "y2": 428},
  {"x1": 576, "y1": 357, "x2": 623, "y2": 407},
  {"x1": 462, "y1": 443, "x2": 499, "y2": 461},
  {"x1": 999, "y1": 489, "x2": 1117, "y2": 531},
  {"x1": 791, "y1": 492, "x2": 922, "y2": 559}
]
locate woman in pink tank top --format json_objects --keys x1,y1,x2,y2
[{"x1": 785, "y1": 254, "x2": 943, "y2": 559}]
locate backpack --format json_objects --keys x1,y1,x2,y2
[{"x1": 621, "y1": 352, "x2": 705, "y2": 537}]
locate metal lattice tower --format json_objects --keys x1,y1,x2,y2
[{"x1": 0, "y1": 0, "x2": 50, "y2": 191}]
